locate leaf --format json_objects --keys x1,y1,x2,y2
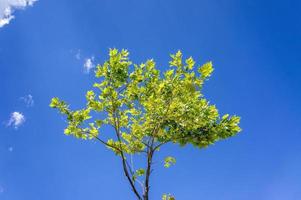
[
  {"x1": 169, "y1": 50, "x2": 182, "y2": 67},
  {"x1": 49, "y1": 97, "x2": 59, "y2": 108},
  {"x1": 164, "y1": 156, "x2": 176, "y2": 168},
  {"x1": 199, "y1": 61, "x2": 214, "y2": 79},
  {"x1": 162, "y1": 194, "x2": 175, "y2": 200},
  {"x1": 185, "y1": 56, "x2": 195, "y2": 70},
  {"x1": 136, "y1": 168, "x2": 145, "y2": 176}
]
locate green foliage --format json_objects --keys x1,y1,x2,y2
[
  {"x1": 50, "y1": 49, "x2": 241, "y2": 200},
  {"x1": 132, "y1": 168, "x2": 146, "y2": 182},
  {"x1": 162, "y1": 194, "x2": 175, "y2": 200},
  {"x1": 164, "y1": 156, "x2": 176, "y2": 168}
]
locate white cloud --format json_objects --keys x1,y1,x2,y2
[
  {"x1": 83, "y1": 57, "x2": 95, "y2": 74},
  {"x1": 7, "y1": 112, "x2": 25, "y2": 129},
  {"x1": 0, "y1": 0, "x2": 38, "y2": 28},
  {"x1": 20, "y1": 94, "x2": 34, "y2": 107}
]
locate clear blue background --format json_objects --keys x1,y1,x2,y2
[{"x1": 1, "y1": 0, "x2": 301, "y2": 199}]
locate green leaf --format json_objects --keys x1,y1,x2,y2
[
  {"x1": 185, "y1": 56, "x2": 195, "y2": 70},
  {"x1": 136, "y1": 168, "x2": 145, "y2": 176},
  {"x1": 199, "y1": 61, "x2": 214, "y2": 79},
  {"x1": 162, "y1": 194, "x2": 175, "y2": 200},
  {"x1": 49, "y1": 97, "x2": 60, "y2": 108},
  {"x1": 164, "y1": 156, "x2": 176, "y2": 168}
]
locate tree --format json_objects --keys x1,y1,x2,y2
[{"x1": 50, "y1": 49, "x2": 241, "y2": 200}]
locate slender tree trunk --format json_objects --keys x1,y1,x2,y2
[{"x1": 143, "y1": 150, "x2": 154, "y2": 200}]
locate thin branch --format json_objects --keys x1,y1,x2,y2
[
  {"x1": 115, "y1": 127, "x2": 142, "y2": 200},
  {"x1": 131, "y1": 134, "x2": 152, "y2": 150},
  {"x1": 126, "y1": 158, "x2": 134, "y2": 176},
  {"x1": 111, "y1": 96, "x2": 143, "y2": 200},
  {"x1": 130, "y1": 155, "x2": 134, "y2": 174},
  {"x1": 93, "y1": 135, "x2": 120, "y2": 151},
  {"x1": 136, "y1": 179, "x2": 145, "y2": 195},
  {"x1": 81, "y1": 131, "x2": 122, "y2": 153},
  {"x1": 153, "y1": 141, "x2": 166, "y2": 152}
]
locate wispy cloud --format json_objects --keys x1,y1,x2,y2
[
  {"x1": 83, "y1": 57, "x2": 95, "y2": 74},
  {"x1": 8, "y1": 146, "x2": 13, "y2": 152},
  {"x1": 7, "y1": 112, "x2": 25, "y2": 129},
  {"x1": 70, "y1": 49, "x2": 81, "y2": 60},
  {"x1": 0, "y1": 0, "x2": 38, "y2": 28},
  {"x1": 75, "y1": 49, "x2": 81, "y2": 60},
  {"x1": 71, "y1": 49, "x2": 96, "y2": 74},
  {"x1": 20, "y1": 94, "x2": 34, "y2": 107}
]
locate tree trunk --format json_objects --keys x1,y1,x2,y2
[{"x1": 143, "y1": 150, "x2": 153, "y2": 200}]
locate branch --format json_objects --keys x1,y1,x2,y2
[
  {"x1": 93, "y1": 135, "x2": 121, "y2": 152},
  {"x1": 125, "y1": 158, "x2": 134, "y2": 176},
  {"x1": 111, "y1": 96, "x2": 143, "y2": 200},
  {"x1": 153, "y1": 141, "x2": 166, "y2": 151},
  {"x1": 130, "y1": 133, "x2": 152, "y2": 150},
  {"x1": 115, "y1": 128, "x2": 143, "y2": 200},
  {"x1": 81, "y1": 131, "x2": 122, "y2": 153}
]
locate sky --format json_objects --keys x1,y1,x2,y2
[{"x1": 0, "y1": 0, "x2": 301, "y2": 199}]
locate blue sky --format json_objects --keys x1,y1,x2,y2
[{"x1": 0, "y1": 0, "x2": 301, "y2": 199}]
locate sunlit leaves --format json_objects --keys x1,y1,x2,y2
[
  {"x1": 199, "y1": 61, "x2": 214, "y2": 79},
  {"x1": 132, "y1": 168, "x2": 145, "y2": 182},
  {"x1": 164, "y1": 156, "x2": 176, "y2": 168},
  {"x1": 51, "y1": 48, "x2": 241, "y2": 149},
  {"x1": 162, "y1": 194, "x2": 175, "y2": 200},
  {"x1": 169, "y1": 50, "x2": 183, "y2": 68},
  {"x1": 50, "y1": 97, "x2": 69, "y2": 115},
  {"x1": 185, "y1": 56, "x2": 195, "y2": 70}
]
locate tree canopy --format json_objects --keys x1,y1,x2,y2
[{"x1": 50, "y1": 49, "x2": 241, "y2": 200}]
